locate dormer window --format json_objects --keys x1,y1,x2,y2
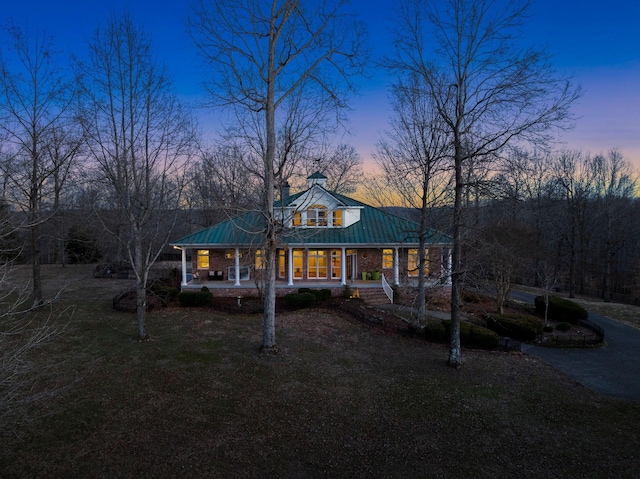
[
  {"x1": 332, "y1": 210, "x2": 343, "y2": 227},
  {"x1": 306, "y1": 204, "x2": 328, "y2": 226}
]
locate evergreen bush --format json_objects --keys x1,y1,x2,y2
[
  {"x1": 423, "y1": 321, "x2": 447, "y2": 342},
  {"x1": 178, "y1": 287, "x2": 213, "y2": 307},
  {"x1": 555, "y1": 322, "x2": 572, "y2": 332},
  {"x1": 297, "y1": 288, "x2": 331, "y2": 301},
  {"x1": 442, "y1": 320, "x2": 499, "y2": 349},
  {"x1": 534, "y1": 295, "x2": 588, "y2": 324},
  {"x1": 284, "y1": 292, "x2": 316, "y2": 309},
  {"x1": 486, "y1": 313, "x2": 543, "y2": 341}
]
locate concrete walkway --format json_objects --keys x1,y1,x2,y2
[{"x1": 512, "y1": 290, "x2": 640, "y2": 402}]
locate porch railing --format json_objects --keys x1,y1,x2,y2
[{"x1": 381, "y1": 273, "x2": 394, "y2": 304}]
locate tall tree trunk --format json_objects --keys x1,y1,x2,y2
[
  {"x1": 417, "y1": 184, "x2": 429, "y2": 326},
  {"x1": 134, "y1": 228, "x2": 148, "y2": 340},
  {"x1": 30, "y1": 180, "x2": 43, "y2": 306},
  {"x1": 31, "y1": 222, "x2": 43, "y2": 307},
  {"x1": 261, "y1": 48, "x2": 277, "y2": 352},
  {"x1": 448, "y1": 133, "x2": 463, "y2": 368}
]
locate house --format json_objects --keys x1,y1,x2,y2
[{"x1": 171, "y1": 173, "x2": 453, "y2": 298}]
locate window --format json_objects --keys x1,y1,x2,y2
[
  {"x1": 332, "y1": 209, "x2": 343, "y2": 227},
  {"x1": 278, "y1": 250, "x2": 286, "y2": 278},
  {"x1": 306, "y1": 204, "x2": 328, "y2": 226},
  {"x1": 408, "y1": 248, "x2": 429, "y2": 277},
  {"x1": 331, "y1": 250, "x2": 341, "y2": 278},
  {"x1": 225, "y1": 250, "x2": 242, "y2": 259},
  {"x1": 293, "y1": 249, "x2": 303, "y2": 278},
  {"x1": 292, "y1": 211, "x2": 302, "y2": 226},
  {"x1": 308, "y1": 250, "x2": 327, "y2": 279},
  {"x1": 197, "y1": 250, "x2": 210, "y2": 269},
  {"x1": 382, "y1": 249, "x2": 393, "y2": 269},
  {"x1": 255, "y1": 249, "x2": 265, "y2": 269},
  {"x1": 408, "y1": 249, "x2": 418, "y2": 277}
]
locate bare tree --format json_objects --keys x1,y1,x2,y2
[
  {"x1": 374, "y1": 73, "x2": 451, "y2": 325},
  {"x1": 188, "y1": 0, "x2": 365, "y2": 351},
  {"x1": 0, "y1": 206, "x2": 69, "y2": 426},
  {"x1": 550, "y1": 150, "x2": 596, "y2": 298},
  {"x1": 590, "y1": 149, "x2": 637, "y2": 302},
  {"x1": 76, "y1": 13, "x2": 197, "y2": 340},
  {"x1": 0, "y1": 23, "x2": 76, "y2": 305},
  {"x1": 294, "y1": 143, "x2": 363, "y2": 194},
  {"x1": 186, "y1": 142, "x2": 260, "y2": 227},
  {"x1": 389, "y1": 0, "x2": 579, "y2": 366}
]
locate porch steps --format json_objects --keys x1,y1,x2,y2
[{"x1": 354, "y1": 286, "x2": 391, "y2": 306}]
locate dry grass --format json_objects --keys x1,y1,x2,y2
[{"x1": 1, "y1": 265, "x2": 640, "y2": 478}]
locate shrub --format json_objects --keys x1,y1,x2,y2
[
  {"x1": 297, "y1": 288, "x2": 331, "y2": 301},
  {"x1": 149, "y1": 284, "x2": 180, "y2": 305},
  {"x1": 284, "y1": 292, "x2": 316, "y2": 309},
  {"x1": 342, "y1": 284, "x2": 352, "y2": 298},
  {"x1": 486, "y1": 313, "x2": 543, "y2": 341},
  {"x1": 556, "y1": 322, "x2": 572, "y2": 332},
  {"x1": 148, "y1": 279, "x2": 180, "y2": 305},
  {"x1": 442, "y1": 320, "x2": 499, "y2": 349},
  {"x1": 178, "y1": 288, "x2": 213, "y2": 307},
  {"x1": 318, "y1": 289, "x2": 332, "y2": 301},
  {"x1": 423, "y1": 321, "x2": 447, "y2": 342},
  {"x1": 534, "y1": 295, "x2": 588, "y2": 324}
]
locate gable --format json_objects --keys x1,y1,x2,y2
[{"x1": 275, "y1": 184, "x2": 362, "y2": 228}]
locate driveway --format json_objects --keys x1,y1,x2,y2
[{"x1": 512, "y1": 290, "x2": 640, "y2": 402}]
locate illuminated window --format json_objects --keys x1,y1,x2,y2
[
  {"x1": 225, "y1": 250, "x2": 242, "y2": 259},
  {"x1": 382, "y1": 249, "x2": 393, "y2": 269},
  {"x1": 279, "y1": 250, "x2": 286, "y2": 278},
  {"x1": 293, "y1": 249, "x2": 303, "y2": 278},
  {"x1": 255, "y1": 249, "x2": 265, "y2": 269},
  {"x1": 292, "y1": 211, "x2": 302, "y2": 226},
  {"x1": 408, "y1": 248, "x2": 429, "y2": 277},
  {"x1": 408, "y1": 249, "x2": 418, "y2": 277},
  {"x1": 306, "y1": 204, "x2": 328, "y2": 226},
  {"x1": 332, "y1": 210, "x2": 343, "y2": 227},
  {"x1": 331, "y1": 250, "x2": 341, "y2": 278},
  {"x1": 308, "y1": 250, "x2": 327, "y2": 278},
  {"x1": 197, "y1": 250, "x2": 210, "y2": 269}
]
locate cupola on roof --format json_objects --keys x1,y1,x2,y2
[{"x1": 307, "y1": 171, "x2": 328, "y2": 188}]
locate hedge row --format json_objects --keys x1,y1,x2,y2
[
  {"x1": 486, "y1": 313, "x2": 543, "y2": 341},
  {"x1": 298, "y1": 288, "x2": 332, "y2": 301},
  {"x1": 178, "y1": 287, "x2": 213, "y2": 307},
  {"x1": 534, "y1": 295, "x2": 588, "y2": 324}
]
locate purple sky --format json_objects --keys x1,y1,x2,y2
[{"x1": 4, "y1": 0, "x2": 640, "y2": 168}]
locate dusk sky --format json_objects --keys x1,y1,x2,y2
[{"x1": 4, "y1": 0, "x2": 640, "y2": 168}]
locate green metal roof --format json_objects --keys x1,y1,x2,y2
[{"x1": 172, "y1": 189, "x2": 452, "y2": 248}]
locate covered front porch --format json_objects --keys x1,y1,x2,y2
[{"x1": 174, "y1": 245, "x2": 452, "y2": 291}]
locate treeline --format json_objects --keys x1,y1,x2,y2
[{"x1": 461, "y1": 149, "x2": 639, "y2": 305}]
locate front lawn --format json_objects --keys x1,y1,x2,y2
[{"x1": 2, "y1": 265, "x2": 639, "y2": 478}]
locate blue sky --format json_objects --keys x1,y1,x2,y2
[{"x1": 4, "y1": 0, "x2": 640, "y2": 168}]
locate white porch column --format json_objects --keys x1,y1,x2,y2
[
  {"x1": 287, "y1": 248, "x2": 294, "y2": 286},
  {"x1": 445, "y1": 248, "x2": 452, "y2": 285},
  {"x1": 234, "y1": 248, "x2": 241, "y2": 286},
  {"x1": 393, "y1": 247, "x2": 400, "y2": 285},
  {"x1": 340, "y1": 247, "x2": 346, "y2": 285},
  {"x1": 181, "y1": 248, "x2": 187, "y2": 286}
]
